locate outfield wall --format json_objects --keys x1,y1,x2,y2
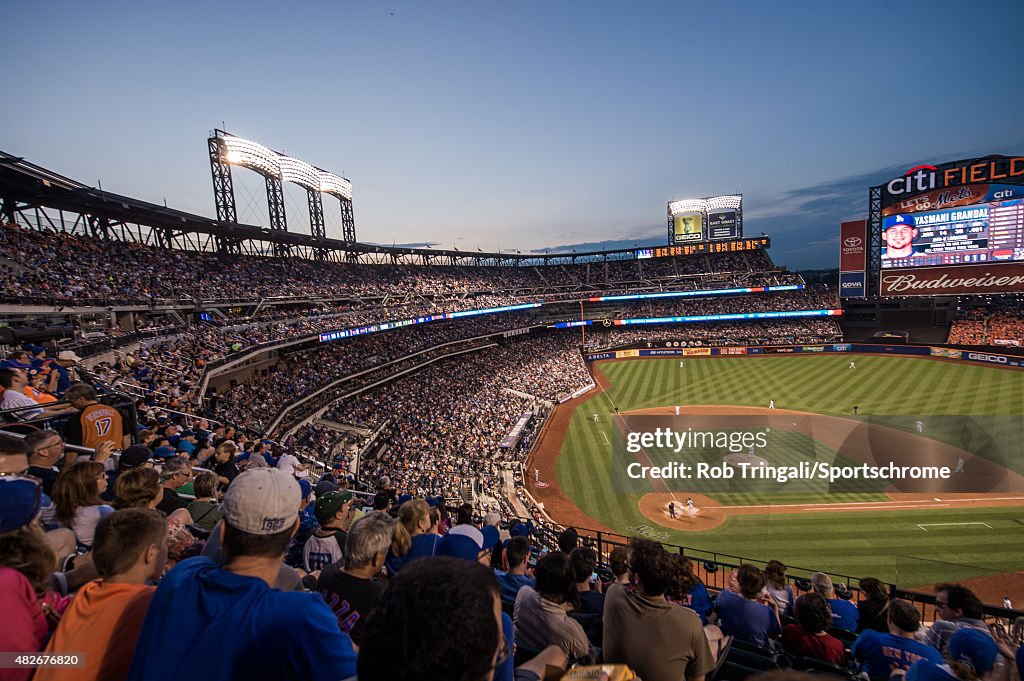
[{"x1": 584, "y1": 343, "x2": 1024, "y2": 368}]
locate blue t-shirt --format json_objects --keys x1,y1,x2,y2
[
  {"x1": 386, "y1": 533, "x2": 442, "y2": 575},
  {"x1": 715, "y1": 588, "x2": 781, "y2": 647},
  {"x1": 126, "y1": 557, "x2": 356, "y2": 681},
  {"x1": 495, "y1": 571, "x2": 535, "y2": 605},
  {"x1": 680, "y1": 582, "x2": 714, "y2": 624},
  {"x1": 851, "y1": 629, "x2": 943, "y2": 679},
  {"x1": 829, "y1": 597, "x2": 860, "y2": 632}
]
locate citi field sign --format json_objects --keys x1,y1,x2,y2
[{"x1": 878, "y1": 155, "x2": 1024, "y2": 207}]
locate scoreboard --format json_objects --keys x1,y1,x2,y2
[{"x1": 881, "y1": 199, "x2": 1024, "y2": 269}]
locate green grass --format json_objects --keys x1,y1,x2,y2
[{"x1": 556, "y1": 355, "x2": 1024, "y2": 585}]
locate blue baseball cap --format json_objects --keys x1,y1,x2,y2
[
  {"x1": 949, "y1": 629, "x2": 997, "y2": 674},
  {"x1": 887, "y1": 214, "x2": 916, "y2": 229},
  {"x1": 0, "y1": 478, "x2": 42, "y2": 532},
  {"x1": 153, "y1": 446, "x2": 176, "y2": 459},
  {"x1": 298, "y1": 479, "x2": 312, "y2": 499}
]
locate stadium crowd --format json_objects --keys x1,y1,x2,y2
[{"x1": 949, "y1": 298, "x2": 1024, "y2": 347}]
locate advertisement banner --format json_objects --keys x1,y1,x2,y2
[
  {"x1": 641, "y1": 349, "x2": 682, "y2": 356},
  {"x1": 617, "y1": 349, "x2": 640, "y2": 358},
  {"x1": 584, "y1": 352, "x2": 616, "y2": 362},
  {"x1": 707, "y1": 210, "x2": 739, "y2": 240},
  {"x1": 930, "y1": 348, "x2": 963, "y2": 359},
  {"x1": 839, "y1": 271, "x2": 866, "y2": 298},
  {"x1": 880, "y1": 262, "x2": 1024, "y2": 296},
  {"x1": 714, "y1": 347, "x2": 748, "y2": 355},
  {"x1": 840, "y1": 220, "x2": 867, "y2": 272},
  {"x1": 682, "y1": 348, "x2": 712, "y2": 356},
  {"x1": 878, "y1": 156, "x2": 1024, "y2": 208},
  {"x1": 672, "y1": 213, "x2": 703, "y2": 243}
]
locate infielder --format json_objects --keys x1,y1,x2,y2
[
  {"x1": 916, "y1": 420, "x2": 923, "y2": 433},
  {"x1": 593, "y1": 413, "x2": 599, "y2": 423},
  {"x1": 769, "y1": 400, "x2": 775, "y2": 409}
]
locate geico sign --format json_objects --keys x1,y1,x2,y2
[
  {"x1": 967, "y1": 352, "x2": 1007, "y2": 364},
  {"x1": 843, "y1": 237, "x2": 863, "y2": 248}
]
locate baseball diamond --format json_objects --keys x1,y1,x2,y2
[{"x1": 529, "y1": 354, "x2": 1024, "y2": 595}]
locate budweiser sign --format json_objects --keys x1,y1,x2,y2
[{"x1": 881, "y1": 263, "x2": 1024, "y2": 296}]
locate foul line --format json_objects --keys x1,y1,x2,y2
[
  {"x1": 599, "y1": 431, "x2": 611, "y2": 446},
  {"x1": 917, "y1": 521, "x2": 993, "y2": 532},
  {"x1": 599, "y1": 384, "x2": 680, "y2": 503}
]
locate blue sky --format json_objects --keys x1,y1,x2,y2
[{"x1": 4, "y1": 0, "x2": 1023, "y2": 269}]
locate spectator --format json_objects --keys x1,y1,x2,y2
[
  {"x1": 811, "y1": 571, "x2": 859, "y2": 633},
  {"x1": 513, "y1": 551, "x2": 592, "y2": 661},
  {"x1": 716, "y1": 563, "x2": 782, "y2": 647},
  {"x1": 570, "y1": 546, "x2": 604, "y2": 614},
  {"x1": 210, "y1": 440, "x2": 239, "y2": 488},
  {"x1": 907, "y1": 629, "x2": 1000, "y2": 681},
  {"x1": 667, "y1": 555, "x2": 714, "y2": 625},
  {"x1": 926, "y1": 584, "x2": 993, "y2": 660},
  {"x1": 852, "y1": 598, "x2": 942, "y2": 680},
  {"x1": 304, "y1": 490, "x2": 354, "y2": 572},
  {"x1": 155, "y1": 458, "x2": 192, "y2": 515},
  {"x1": 857, "y1": 576, "x2": 891, "y2": 633},
  {"x1": 557, "y1": 527, "x2": 579, "y2": 553},
  {"x1": 52, "y1": 460, "x2": 114, "y2": 548},
  {"x1": 764, "y1": 559, "x2": 795, "y2": 618},
  {"x1": 781, "y1": 593, "x2": 847, "y2": 666},
  {"x1": 186, "y1": 471, "x2": 223, "y2": 533},
  {"x1": 603, "y1": 538, "x2": 713, "y2": 681},
  {"x1": 24, "y1": 429, "x2": 67, "y2": 495},
  {"x1": 125, "y1": 469, "x2": 357, "y2": 681},
  {"x1": 102, "y1": 444, "x2": 153, "y2": 503},
  {"x1": 495, "y1": 535, "x2": 535, "y2": 606},
  {"x1": 0, "y1": 436, "x2": 74, "y2": 563},
  {"x1": 358, "y1": 556, "x2": 568, "y2": 681},
  {"x1": 36, "y1": 508, "x2": 168, "y2": 681},
  {"x1": 608, "y1": 545, "x2": 631, "y2": 586},
  {"x1": 0, "y1": 475, "x2": 69, "y2": 680},
  {"x1": 0, "y1": 368, "x2": 73, "y2": 422},
  {"x1": 316, "y1": 510, "x2": 391, "y2": 646},
  {"x1": 63, "y1": 383, "x2": 129, "y2": 450}
]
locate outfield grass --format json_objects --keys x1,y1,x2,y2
[{"x1": 555, "y1": 355, "x2": 1024, "y2": 585}]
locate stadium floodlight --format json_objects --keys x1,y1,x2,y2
[
  {"x1": 220, "y1": 135, "x2": 282, "y2": 177},
  {"x1": 705, "y1": 194, "x2": 743, "y2": 211},
  {"x1": 279, "y1": 155, "x2": 321, "y2": 191},
  {"x1": 668, "y1": 199, "x2": 705, "y2": 215},
  {"x1": 319, "y1": 172, "x2": 353, "y2": 200}
]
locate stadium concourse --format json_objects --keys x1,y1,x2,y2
[{"x1": 2, "y1": 218, "x2": 1024, "y2": 681}]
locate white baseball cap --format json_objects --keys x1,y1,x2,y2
[{"x1": 223, "y1": 468, "x2": 300, "y2": 535}]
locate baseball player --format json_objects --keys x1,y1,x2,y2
[
  {"x1": 668, "y1": 501, "x2": 676, "y2": 519},
  {"x1": 955, "y1": 457, "x2": 964, "y2": 473},
  {"x1": 593, "y1": 413, "x2": 599, "y2": 424},
  {"x1": 675, "y1": 405, "x2": 680, "y2": 416},
  {"x1": 853, "y1": 405, "x2": 859, "y2": 415},
  {"x1": 686, "y1": 497, "x2": 695, "y2": 516},
  {"x1": 748, "y1": 446, "x2": 755, "y2": 458},
  {"x1": 849, "y1": 360, "x2": 856, "y2": 369},
  {"x1": 534, "y1": 468, "x2": 540, "y2": 482},
  {"x1": 679, "y1": 361, "x2": 685, "y2": 369},
  {"x1": 768, "y1": 400, "x2": 775, "y2": 410},
  {"x1": 916, "y1": 420, "x2": 923, "y2": 433}
]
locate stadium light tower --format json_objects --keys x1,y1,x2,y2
[{"x1": 207, "y1": 129, "x2": 356, "y2": 243}]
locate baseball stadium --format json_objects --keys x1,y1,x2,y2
[{"x1": 2, "y1": 140, "x2": 1023, "y2": 679}]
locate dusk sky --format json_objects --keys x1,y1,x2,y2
[{"x1": 4, "y1": 0, "x2": 1023, "y2": 269}]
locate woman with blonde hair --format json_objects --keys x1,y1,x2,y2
[
  {"x1": 386, "y1": 498, "x2": 441, "y2": 575},
  {"x1": 52, "y1": 460, "x2": 113, "y2": 548}
]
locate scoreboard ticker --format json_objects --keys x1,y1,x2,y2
[{"x1": 638, "y1": 237, "x2": 770, "y2": 260}]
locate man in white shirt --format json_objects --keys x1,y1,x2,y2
[
  {"x1": 0, "y1": 368, "x2": 74, "y2": 421},
  {"x1": 277, "y1": 450, "x2": 310, "y2": 477}
]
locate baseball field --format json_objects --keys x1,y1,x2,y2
[{"x1": 530, "y1": 354, "x2": 1024, "y2": 598}]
